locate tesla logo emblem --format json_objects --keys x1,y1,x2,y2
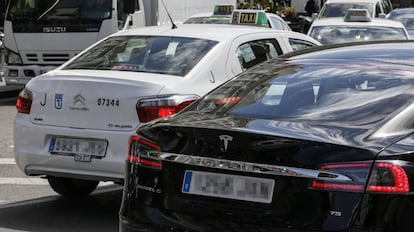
[{"x1": 219, "y1": 135, "x2": 233, "y2": 152}]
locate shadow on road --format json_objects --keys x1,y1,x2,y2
[
  {"x1": 0, "y1": 185, "x2": 123, "y2": 232},
  {"x1": 0, "y1": 88, "x2": 20, "y2": 106},
  {"x1": 0, "y1": 96, "x2": 17, "y2": 106}
]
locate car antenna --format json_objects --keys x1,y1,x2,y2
[{"x1": 160, "y1": 0, "x2": 177, "y2": 29}]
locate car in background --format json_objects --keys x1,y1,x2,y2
[
  {"x1": 231, "y1": 9, "x2": 292, "y2": 31},
  {"x1": 317, "y1": 0, "x2": 393, "y2": 18},
  {"x1": 182, "y1": 4, "x2": 234, "y2": 24},
  {"x1": 183, "y1": 12, "x2": 232, "y2": 24},
  {"x1": 308, "y1": 8, "x2": 408, "y2": 44},
  {"x1": 386, "y1": 7, "x2": 414, "y2": 37},
  {"x1": 120, "y1": 40, "x2": 414, "y2": 232},
  {"x1": 185, "y1": 9, "x2": 292, "y2": 31},
  {"x1": 14, "y1": 23, "x2": 320, "y2": 197},
  {"x1": 267, "y1": 13, "x2": 293, "y2": 31}
]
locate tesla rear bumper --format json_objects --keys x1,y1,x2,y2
[{"x1": 119, "y1": 203, "x2": 372, "y2": 232}]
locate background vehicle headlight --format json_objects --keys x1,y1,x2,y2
[{"x1": 7, "y1": 50, "x2": 23, "y2": 65}]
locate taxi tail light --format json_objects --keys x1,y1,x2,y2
[
  {"x1": 16, "y1": 88, "x2": 33, "y2": 114},
  {"x1": 127, "y1": 135, "x2": 162, "y2": 169},
  {"x1": 136, "y1": 95, "x2": 198, "y2": 123},
  {"x1": 311, "y1": 162, "x2": 410, "y2": 193}
]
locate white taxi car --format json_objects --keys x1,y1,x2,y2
[
  {"x1": 184, "y1": 8, "x2": 292, "y2": 31},
  {"x1": 182, "y1": 4, "x2": 235, "y2": 24},
  {"x1": 14, "y1": 23, "x2": 320, "y2": 196},
  {"x1": 317, "y1": 0, "x2": 393, "y2": 18},
  {"x1": 308, "y1": 9, "x2": 408, "y2": 44}
]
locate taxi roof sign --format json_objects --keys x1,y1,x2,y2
[
  {"x1": 344, "y1": 9, "x2": 371, "y2": 22},
  {"x1": 231, "y1": 10, "x2": 268, "y2": 27},
  {"x1": 213, "y1": 5, "x2": 235, "y2": 15}
]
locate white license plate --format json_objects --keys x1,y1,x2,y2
[
  {"x1": 49, "y1": 137, "x2": 107, "y2": 157},
  {"x1": 182, "y1": 170, "x2": 275, "y2": 203},
  {"x1": 74, "y1": 154, "x2": 92, "y2": 162}
]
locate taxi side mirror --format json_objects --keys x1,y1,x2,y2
[{"x1": 311, "y1": 13, "x2": 318, "y2": 20}]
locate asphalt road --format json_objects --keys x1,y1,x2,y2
[
  {"x1": 0, "y1": 185, "x2": 123, "y2": 232},
  {"x1": 0, "y1": 92, "x2": 123, "y2": 232}
]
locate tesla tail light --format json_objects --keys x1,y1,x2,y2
[
  {"x1": 16, "y1": 88, "x2": 33, "y2": 114},
  {"x1": 311, "y1": 162, "x2": 409, "y2": 193},
  {"x1": 136, "y1": 95, "x2": 199, "y2": 123},
  {"x1": 127, "y1": 135, "x2": 162, "y2": 169}
]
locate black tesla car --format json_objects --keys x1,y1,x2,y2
[{"x1": 120, "y1": 41, "x2": 414, "y2": 232}]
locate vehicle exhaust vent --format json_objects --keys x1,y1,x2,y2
[
  {"x1": 42, "y1": 53, "x2": 70, "y2": 62},
  {"x1": 26, "y1": 53, "x2": 38, "y2": 62}
]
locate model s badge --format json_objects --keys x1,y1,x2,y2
[{"x1": 219, "y1": 135, "x2": 233, "y2": 152}]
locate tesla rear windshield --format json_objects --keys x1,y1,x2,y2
[
  {"x1": 196, "y1": 61, "x2": 414, "y2": 123},
  {"x1": 63, "y1": 36, "x2": 218, "y2": 76}
]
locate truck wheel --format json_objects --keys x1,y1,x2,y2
[{"x1": 47, "y1": 177, "x2": 99, "y2": 197}]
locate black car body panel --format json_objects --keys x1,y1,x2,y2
[
  {"x1": 122, "y1": 127, "x2": 372, "y2": 231},
  {"x1": 120, "y1": 41, "x2": 414, "y2": 232}
]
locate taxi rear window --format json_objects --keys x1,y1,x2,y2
[{"x1": 64, "y1": 36, "x2": 218, "y2": 76}]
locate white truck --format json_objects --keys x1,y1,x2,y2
[{"x1": 2, "y1": 0, "x2": 236, "y2": 86}]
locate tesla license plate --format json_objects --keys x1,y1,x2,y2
[
  {"x1": 182, "y1": 170, "x2": 274, "y2": 203},
  {"x1": 49, "y1": 137, "x2": 107, "y2": 161}
]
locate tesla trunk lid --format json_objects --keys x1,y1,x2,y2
[
  {"x1": 27, "y1": 71, "x2": 175, "y2": 131},
  {"x1": 151, "y1": 125, "x2": 378, "y2": 230}
]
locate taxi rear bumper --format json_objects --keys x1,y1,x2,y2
[{"x1": 14, "y1": 113, "x2": 133, "y2": 183}]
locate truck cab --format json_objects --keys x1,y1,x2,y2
[{"x1": 3, "y1": 0, "x2": 145, "y2": 86}]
